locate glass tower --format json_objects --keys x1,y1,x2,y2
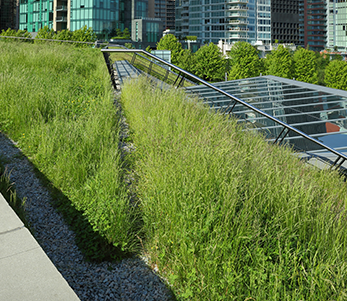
[
  {"x1": 327, "y1": 0, "x2": 347, "y2": 52},
  {"x1": 175, "y1": 0, "x2": 272, "y2": 45},
  {"x1": 19, "y1": 0, "x2": 54, "y2": 32},
  {"x1": 19, "y1": 0, "x2": 122, "y2": 34},
  {"x1": 304, "y1": 0, "x2": 327, "y2": 51}
]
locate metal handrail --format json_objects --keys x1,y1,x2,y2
[
  {"x1": 101, "y1": 48, "x2": 347, "y2": 169},
  {"x1": 0, "y1": 35, "x2": 96, "y2": 44}
]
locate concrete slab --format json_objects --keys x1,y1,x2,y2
[
  {"x1": 0, "y1": 195, "x2": 23, "y2": 233},
  {"x1": 0, "y1": 193, "x2": 80, "y2": 301}
]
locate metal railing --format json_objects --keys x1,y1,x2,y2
[{"x1": 101, "y1": 48, "x2": 347, "y2": 173}]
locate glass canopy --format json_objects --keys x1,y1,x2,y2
[
  {"x1": 186, "y1": 75, "x2": 347, "y2": 155},
  {"x1": 104, "y1": 48, "x2": 347, "y2": 171}
]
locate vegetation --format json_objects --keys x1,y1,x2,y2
[
  {"x1": 0, "y1": 160, "x2": 28, "y2": 227},
  {"x1": 156, "y1": 34, "x2": 183, "y2": 65},
  {"x1": 0, "y1": 28, "x2": 32, "y2": 41},
  {"x1": 0, "y1": 41, "x2": 138, "y2": 260},
  {"x1": 293, "y1": 47, "x2": 318, "y2": 84},
  {"x1": 315, "y1": 51, "x2": 330, "y2": 86},
  {"x1": 3, "y1": 39, "x2": 347, "y2": 300},
  {"x1": 154, "y1": 36, "x2": 347, "y2": 89},
  {"x1": 185, "y1": 35, "x2": 197, "y2": 41},
  {"x1": 228, "y1": 41, "x2": 264, "y2": 80},
  {"x1": 265, "y1": 44, "x2": 295, "y2": 79},
  {"x1": 324, "y1": 60, "x2": 347, "y2": 90},
  {"x1": 111, "y1": 27, "x2": 131, "y2": 40},
  {"x1": 1, "y1": 26, "x2": 96, "y2": 46},
  {"x1": 193, "y1": 43, "x2": 225, "y2": 82},
  {"x1": 121, "y1": 76, "x2": 347, "y2": 300}
]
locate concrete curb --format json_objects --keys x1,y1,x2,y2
[{"x1": 0, "y1": 193, "x2": 80, "y2": 301}]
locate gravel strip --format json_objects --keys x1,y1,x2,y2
[{"x1": 0, "y1": 132, "x2": 172, "y2": 301}]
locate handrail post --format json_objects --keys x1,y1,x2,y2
[{"x1": 131, "y1": 53, "x2": 137, "y2": 65}]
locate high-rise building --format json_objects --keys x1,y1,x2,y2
[
  {"x1": 175, "y1": 0, "x2": 271, "y2": 45},
  {"x1": 303, "y1": 0, "x2": 327, "y2": 51},
  {"x1": 327, "y1": 0, "x2": 347, "y2": 52},
  {"x1": 271, "y1": 0, "x2": 301, "y2": 44},
  {"x1": 18, "y1": 0, "x2": 121, "y2": 34},
  {"x1": 18, "y1": 0, "x2": 173, "y2": 41},
  {"x1": 0, "y1": 0, "x2": 18, "y2": 31}
]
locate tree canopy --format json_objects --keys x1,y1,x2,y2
[
  {"x1": 177, "y1": 49, "x2": 196, "y2": 74},
  {"x1": 266, "y1": 45, "x2": 294, "y2": 79},
  {"x1": 293, "y1": 47, "x2": 318, "y2": 84},
  {"x1": 193, "y1": 42, "x2": 225, "y2": 82},
  {"x1": 156, "y1": 34, "x2": 183, "y2": 65},
  {"x1": 228, "y1": 41, "x2": 263, "y2": 80},
  {"x1": 324, "y1": 60, "x2": 347, "y2": 90}
]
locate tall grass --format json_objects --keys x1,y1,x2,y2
[
  {"x1": 0, "y1": 159, "x2": 28, "y2": 227},
  {"x1": 121, "y1": 76, "x2": 347, "y2": 300},
  {"x1": 0, "y1": 41, "x2": 139, "y2": 258}
]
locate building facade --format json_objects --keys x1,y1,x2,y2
[
  {"x1": 19, "y1": 0, "x2": 121, "y2": 34},
  {"x1": 18, "y1": 0, "x2": 172, "y2": 43},
  {"x1": 175, "y1": 0, "x2": 271, "y2": 45},
  {"x1": 271, "y1": 0, "x2": 301, "y2": 45},
  {"x1": 303, "y1": 0, "x2": 327, "y2": 51},
  {"x1": 327, "y1": 0, "x2": 347, "y2": 52},
  {"x1": 0, "y1": 0, "x2": 18, "y2": 31}
]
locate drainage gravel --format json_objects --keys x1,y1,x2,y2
[{"x1": 0, "y1": 132, "x2": 172, "y2": 301}]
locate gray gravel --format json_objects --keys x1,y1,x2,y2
[{"x1": 0, "y1": 132, "x2": 173, "y2": 301}]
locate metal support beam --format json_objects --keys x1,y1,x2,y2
[
  {"x1": 173, "y1": 72, "x2": 182, "y2": 86},
  {"x1": 273, "y1": 127, "x2": 286, "y2": 144},
  {"x1": 163, "y1": 69, "x2": 170, "y2": 82},
  {"x1": 131, "y1": 53, "x2": 137, "y2": 65},
  {"x1": 227, "y1": 102, "x2": 237, "y2": 114},
  {"x1": 177, "y1": 75, "x2": 185, "y2": 88},
  {"x1": 148, "y1": 62, "x2": 153, "y2": 74}
]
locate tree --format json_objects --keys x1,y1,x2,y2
[
  {"x1": 55, "y1": 29, "x2": 73, "y2": 42},
  {"x1": 192, "y1": 42, "x2": 225, "y2": 82},
  {"x1": 293, "y1": 47, "x2": 318, "y2": 84},
  {"x1": 72, "y1": 25, "x2": 96, "y2": 47},
  {"x1": 123, "y1": 28, "x2": 131, "y2": 39},
  {"x1": 156, "y1": 34, "x2": 183, "y2": 65},
  {"x1": 265, "y1": 45, "x2": 294, "y2": 79},
  {"x1": 0, "y1": 28, "x2": 32, "y2": 42},
  {"x1": 315, "y1": 51, "x2": 330, "y2": 86},
  {"x1": 228, "y1": 41, "x2": 264, "y2": 80},
  {"x1": 125, "y1": 42, "x2": 135, "y2": 49},
  {"x1": 177, "y1": 49, "x2": 196, "y2": 74},
  {"x1": 145, "y1": 45, "x2": 152, "y2": 53},
  {"x1": 35, "y1": 26, "x2": 55, "y2": 43},
  {"x1": 116, "y1": 28, "x2": 122, "y2": 37},
  {"x1": 324, "y1": 60, "x2": 347, "y2": 90}
]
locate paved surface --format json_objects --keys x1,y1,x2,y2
[
  {"x1": 114, "y1": 60, "x2": 141, "y2": 84},
  {"x1": 299, "y1": 151, "x2": 347, "y2": 171},
  {"x1": 0, "y1": 193, "x2": 80, "y2": 301}
]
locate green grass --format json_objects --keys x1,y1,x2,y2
[
  {"x1": 0, "y1": 41, "x2": 139, "y2": 259},
  {"x1": 0, "y1": 159, "x2": 28, "y2": 228},
  {"x1": 3, "y1": 41, "x2": 347, "y2": 299},
  {"x1": 121, "y1": 76, "x2": 347, "y2": 300}
]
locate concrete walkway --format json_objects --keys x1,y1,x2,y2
[
  {"x1": 0, "y1": 193, "x2": 80, "y2": 301},
  {"x1": 114, "y1": 60, "x2": 141, "y2": 85}
]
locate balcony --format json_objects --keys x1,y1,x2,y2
[
  {"x1": 228, "y1": 5, "x2": 248, "y2": 11},
  {"x1": 55, "y1": 16, "x2": 67, "y2": 22},
  {"x1": 229, "y1": 26, "x2": 248, "y2": 31},
  {"x1": 229, "y1": 33, "x2": 248, "y2": 39},
  {"x1": 182, "y1": 1, "x2": 189, "y2": 8},
  {"x1": 56, "y1": 5, "x2": 67, "y2": 11},
  {"x1": 226, "y1": 0, "x2": 248, "y2": 3},
  {"x1": 227, "y1": 12, "x2": 248, "y2": 18},
  {"x1": 229, "y1": 19, "x2": 248, "y2": 25}
]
